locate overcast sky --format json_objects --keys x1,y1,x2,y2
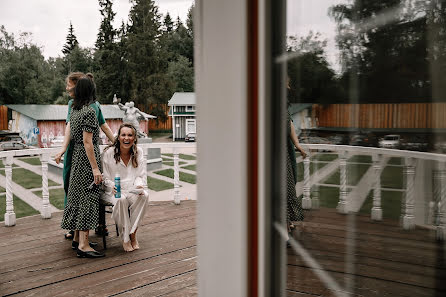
[
  {"x1": 0, "y1": 0, "x2": 345, "y2": 71},
  {"x1": 0, "y1": 0, "x2": 194, "y2": 59}
]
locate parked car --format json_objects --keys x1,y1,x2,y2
[
  {"x1": 349, "y1": 133, "x2": 378, "y2": 147},
  {"x1": 185, "y1": 133, "x2": 197, "y2": 142},
  {"x1": 327, "y1": 134, "x2": 348, "y2": 145},
  {"x1": 402, "y1": 135, "x2": 429, "y2": 152},
  {"x1": 298, "y1": 136, "x2": 331, "y2": 144},
  {"x1": 0, "y1": 141, "x2": 28, "y2": 151},
  {"x1": 378, "y1": 134, "x2": 401, "y2": 149}
]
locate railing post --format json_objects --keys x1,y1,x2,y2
[
  {"x1": 402, "y1": 157, "x2": 416, "y2": 230},
  {"x1": 311, "y1": 156, "x2": 320, "y2": 209},
  {"x1": 435, "y1": 162, "x2": 446, "y2": 240},
  {"x1": 371, "y1": 154, "x2": 383, "y2": 221},
  {"x1": 337, "y1": 151, "x2": 348, "y2": 214},
  {"x1": 3, "y1": 156, "x2": 16, "y2": 226},
  {"x1": 40, "y1": 153, "x2": 51, "y2": 219},
  {"x1": 302, "y1": 155, "x2": 311, "y2": 209},
  {"x1": 173, "y1": 148, "x2": 180, "y2": 205}
]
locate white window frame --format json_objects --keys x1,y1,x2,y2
[
  {"x1": 186, "y1": 105, "x2": 196, "y2": 112},
  {"x1": 185, "y1": 119, "x2": 196, "y2": 134}
]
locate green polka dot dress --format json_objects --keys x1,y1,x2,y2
[
  {"x1": 61, "y1": 105, "x2": 102, "y2": 231},
  {"x1": 287, "y1": 111, "x2": 304, "y2": 222}
]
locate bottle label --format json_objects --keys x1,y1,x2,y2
[{"x1": 115, "y1": 177, "x2": 121, "y2": 198}]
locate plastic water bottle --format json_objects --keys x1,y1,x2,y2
[{"x1": 114, "y1": 173, "x2": 121, "y2": 198}]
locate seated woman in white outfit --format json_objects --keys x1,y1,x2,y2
[{"x1": 101, "y1": 123, "x2": 149, "y2": 252}]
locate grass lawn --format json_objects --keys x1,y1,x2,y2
[
  {"x1": 324, "y1": 164, "x2": 371, "y2": 186},
  {"x1": 348, "y1": 155, "x2": 372, "y2": 163},
  {"x1": 33, "y1": 188, "x2": 65, "y2": 210},
  {"x1": 0, "y1": 168, "x2": 59, "y2": 189},
  {"x1": 147, "y1": 176, "x2": 174, "y2": 191},
  {"x1": 163, "y1": 161, "x2": 187, "y2": 166},
  {"x1": 0, "y1": 160, "x2": 19, "y2": 169},
  {"x1": 154, "y1": 168, "x2": 196, "y2": 184},
  {"x1": 316, "y1": 186, "x2": 340, "y2": 209},
  {"x1": 0, "y1": 185, "x2": 5, "y2": 193},
  {"x1": 311, "y1": 153, "x2": 338, "y2": 162},
  {"x1": 0, "y1": 195, "x2": 39, "y2": 221},
  {"x1": 381, "y1": 166, "x2": 403, "y2": 189},
  {"x1": 18, "y1": 157, "x2": 42, "y2": 166},
  {"x1": 162, "y1": 153, "x2": 196, "y2": 160},
  {"x1": 296, "y1": 162, "x2": 330, "y2": 182},
  {"x1": 359, "y1": 190, "x2": 402, "y2": 220},
  {"x1": 182, "y1": 164, "x2": 196, "y2": 171}
]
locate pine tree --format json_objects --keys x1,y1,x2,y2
[
  {"x1": 62, "y1": 22, "x2": 78, "y2": 55},
  {"x1": 125, "y1": 0, "x2": 174, "y2": 114}
]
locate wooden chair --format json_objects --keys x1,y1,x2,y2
[{"x1": 98, "y1": 200, "x2": 119, "y2": 249}]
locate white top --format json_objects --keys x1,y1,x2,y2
[{"x1": 102, "y1": 146, "x2": 147, "y2": 196}]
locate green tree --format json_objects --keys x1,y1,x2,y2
[
  {"x1": 168, "y1": 55, "x2": 194, "y2": 92},
  {"x1": 287, "y1": 32, "x2": 344, "y2": 103},
  {"x1": 125, "y1": 0, "x2": 174, "y2": 116},
  {"x1": 62, "y1": 21, "x2": 79, "y2": 55}
]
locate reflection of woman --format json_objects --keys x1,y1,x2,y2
[
  {"x1": 101, "y1": 124, "x2": 149, "y2": 252},
  {"x1": 60, "y1": 77, "x2": 104, "y2": 258},
  {"x1": 286, "y1": 78, "x2": 307, "y2": 241},
  {"x1": 55, "y1": 72, "x2": 114, "y2": 240}
]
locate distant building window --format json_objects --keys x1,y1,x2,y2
[{"x1": 186, "y1": 105, "x2": 195, "y2": 112}]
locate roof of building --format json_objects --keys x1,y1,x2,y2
[
  {"x1": 289, "y1": 103, "x2": 312, "y2": 115},
  {"x1": 168, "y1": 92, "x2": 196, "y2": 106},
  {"x1": 6, "y1": 104, "x2": 155, "y2": 121}
]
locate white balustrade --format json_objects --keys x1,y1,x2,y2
[
  {"x1": 40, "y1": 153, "x2": 51, "y2": 219},
  {"x1": 311, "y1": 159, "x2": 320, "y2": 209},
  {"x1": 337, "y1": 151, "x2": 348, "y2": 214},
  {"x1": 302, "y1": 156, "x2": 311, "y2": 209},
  {"x1": 402, "y1": 157, "x2": 416, "y2": 230},
  {"x1": 1, "y1": 143, "x2": 196, "y2": 226},
  {"x1": 371, "y1": 154, "x2": 383, "y2": 221},
  {"x1": 436, "y1": 162, "x2": 446, "y2": 240},
  {"x1": 3, "y1": 155, "x2": 15, "y2": 226}
]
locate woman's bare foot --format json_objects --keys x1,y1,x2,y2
[
  {"x1": 123, "y1": 241, "x2": 134, "y2": 252},
  {"x1": 130, "y1": 233, "x2": 139, "y2": 250}
]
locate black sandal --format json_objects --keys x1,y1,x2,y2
[{"x1": 64, "y1": 230, "x2": 74, "y2": 240}]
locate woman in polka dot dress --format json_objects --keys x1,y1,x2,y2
[{"x1": 61, "y1": 77, "x2": 104, "y2": 258}]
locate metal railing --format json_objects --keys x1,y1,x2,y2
[{"x1": 1, "y1": 142, "x2": 196, "y2": 227}]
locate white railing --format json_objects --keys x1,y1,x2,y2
[
  {"x1": 1, "y1": 142, "x2": 196, "y2": 227},
  {"x1": 300, "y1": 144, "x2": 446, "y2": 240}
]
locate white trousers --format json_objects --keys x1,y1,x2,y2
[{"x1": 104, "y1": 192, "x2": 149, "y2": 243}]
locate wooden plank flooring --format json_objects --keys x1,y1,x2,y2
[
  {"x1": 0, "y1": 201, "x2": 197, "y2": 297},
  {"x1": 2, "y1": 201, "x2": 446, "y2": 296},
  {"x1": 287, "y1": 208, "x2": 446, "y2": 297}
]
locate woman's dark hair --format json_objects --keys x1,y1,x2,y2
[
  {"x1": 104, "y1": 123, "x2": 139, "y2": 168},
  {"x1": 73, "y1": 77, "x2": 96, "y2": 110}
]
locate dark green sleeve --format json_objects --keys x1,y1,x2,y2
[
  {"x1": 66, "y1": 99, "x2": 73, "y2": 123},
  {"x1": 89, "y1": 101, "x2": 106, "y2": 126}
]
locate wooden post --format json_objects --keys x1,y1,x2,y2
[
  {"x1": 436, "y1": 162, "x2": 446, "y2": 240},
  {"x1": 311, "y1": 156, "x2": 320, "y2": 209},
  {"x1": 40, "y1": 153, "x2": 51, "y2": 219},
  {"x1": 337, "y1": 151, "x2": 348, "y2": 214},
  {"x1": 402, "y1": 157, "x2": 416, "y2": 230},
  {"x1": 302, "y1": 156, "x2": 311, "y2": 209},
  {"x1": 371, "y1": 154, "x2": 383, "y2": 221},
  {"x1": 173, "y1": 148, "x2": 180, "y2": 205},
  {"x1": 3, "y1": 156, "x2": 15, "y2": 226}
]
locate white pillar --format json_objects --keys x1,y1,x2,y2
[
  {"x1": 371, "y1": 154, "x2": 383, "y2": 221},
  {"x1": 40, "y1": 153, "x2": 51, "y2": 219},
  {"x1": 173, "y1": 148, "x2": 180, "y2": 205},
  {"x1": 302, "y1": 156, "x2": 311, "y2": 209},
  {"x1": 311, "y1": 156, "x2": 319, "y2": 209},
  {"x1": 402, "y1": 157, "x2": 416, "y2": 230},
  {"x1": 337, "y1": 151, "x2": 348, "y2": 214},
  {"x1": 435, "y1": 162, "x2": 446, "y2": 240},
  {"x1": 3, "y1": 156, "x2": 16, "y2": 226},
  {"x1": 172, "y1": 115, "x2": 176, "y2": 142}
]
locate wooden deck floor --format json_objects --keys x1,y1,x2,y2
[
  {"x1": 0, "y1": 200, "x2": 197, "y2": 297},
  {"x1": 2, "y1": 201, "x2": 446, "y2": 296},
  {"x1": 287, "y1": 208, "x2": 446, "y2": 297}
]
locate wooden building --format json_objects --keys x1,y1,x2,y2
[
  {"x1": 168, "y1": 92, "x2": 196, "y2": 141},
  {"x1": 6, "y1": 104, "x2": 155, "y2": 147}
]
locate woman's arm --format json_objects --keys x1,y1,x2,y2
[
  {"x1": 100, "y1": 123, "x2": 115, "y2": 143},
  {"x1": 290, "y1": 121, "x2": 307, "y2": 158},
  {"x1": 133, "y1": 147, "x2": 147, "y2": 188},
  {"x1": 83, "y1": 131, "x2": 102, "y2": 184},
  {"x1": 54, "y1": 123, "x2": 71, "y2": 164}
]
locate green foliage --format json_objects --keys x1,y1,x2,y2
[
  {"x1": 62, "y1": 22, "x2": 79, "y2": 55},
  {"x1": 168, "y1": 56, "x2": 194, "y2": 92}
]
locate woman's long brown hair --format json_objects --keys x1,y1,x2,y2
[{"x1": 104, "y1": 123, "x2": 139, "y2": 168}]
